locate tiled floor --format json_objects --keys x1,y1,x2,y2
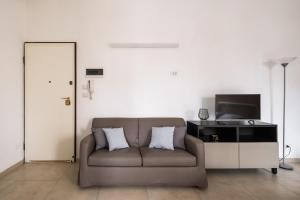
[{"x1": 0, "y1": 162, "x2": 300, "y2": 200}]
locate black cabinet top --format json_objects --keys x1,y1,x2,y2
[{"x1": 187, "y1": 120, "x2": 277, "y2": 127}]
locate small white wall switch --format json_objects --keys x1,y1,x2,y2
[{"x1": 170, "y1": 71, "x2": 178, "y2": 76}]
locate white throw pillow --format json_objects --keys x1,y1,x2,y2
[
  {"x1": 149, "y1": 127, "x2": 175, "y2": 150},
  {"x1": 102, "y1": 128, "x2": 129, "y2": 151}
]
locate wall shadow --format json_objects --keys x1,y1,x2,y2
[
  {"x1": 263, "y1": 59, "x2": 277, "y2": 123},
  {"x1": 202, "y1": 97, "x2": 215, "y2": 120}
]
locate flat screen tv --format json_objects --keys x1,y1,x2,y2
[{"x1": 215, "y1": 94, "x2": 261, "y2": 120}]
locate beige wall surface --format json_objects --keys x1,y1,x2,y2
[
  {"x1": 24, "y1": 0, "x2": 300, "y2": 159},
  {"x1": 0, "y1": 0, "x2": 25, "y2": 172},
  {"x1": 1, "y1": 0, "x2": 300, "y2": 173}
]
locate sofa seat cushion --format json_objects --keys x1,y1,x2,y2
[
  {"x1": 88, "y1": 147, "x2": 142, "y2": 167},
  {"x1": 140, "y1": 147, "x2": 196, "y2": 167}
]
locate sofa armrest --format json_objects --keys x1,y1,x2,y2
[
  {"x1": 185, "y1": 134, "x2": 205, "y2": 169},
  {"x1": 80, "y1": 134, "x2": 95, "y2": 168}
]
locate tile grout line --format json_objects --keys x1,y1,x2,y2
[
  {"x1": 276, "y1": 178, "x2": 300, "y2": 197},
  {"x1": 146, "y1": 187, "x2": 151, "y2": 200},
  {"x1": 238, "y1": 183, "x2": 261, "y2": 200},
  {"x1": 275, "y1": 168, "x2": 300, "y2": 196},
  {"x1": 96, "y1": 187, "x2": 100, "y2": 200},
  {"x1": 42, "y1": 163, "x2": 71, "y2": 200}
]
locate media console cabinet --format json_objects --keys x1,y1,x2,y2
[{"x1": 187, "y1": 121, "x2": 278, "y2": 174}]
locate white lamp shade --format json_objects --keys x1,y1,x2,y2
[{"x1": 278, "y1": 57, "x2": 297, "y2": 65}]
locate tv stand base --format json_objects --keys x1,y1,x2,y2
[{"x1": 279, "y1": 162, "x2": 293, "y2": 170}]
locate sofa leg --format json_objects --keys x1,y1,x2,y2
[{"x1": 195, "y1": 180, "x2": 208, "y2": 189}]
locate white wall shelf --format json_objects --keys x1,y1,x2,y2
[{"x1": 109, "y1": 43, "x2": 179, "y2": 49}]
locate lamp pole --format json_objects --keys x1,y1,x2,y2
[{"x1": 278, "y1": 57, "x2": 297, "y2": 170}]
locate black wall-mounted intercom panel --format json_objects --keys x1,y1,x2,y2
[{"x1": 86, "y1": 68, "x2": 103, "y2": 76}]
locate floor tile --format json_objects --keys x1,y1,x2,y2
[
  {"x1": 0, "y1": 179, "x2": 15, "y2": 192},
  {"x1": 241, "y1": 179, "x2": 299, "y2": 200},
  {"x1": 0, "y1": 180, "x2": 56, "y2": 200},
  {"x1": 198, "y1": 181, "x2": 255, "y2": 200},
  {"x1": 97, "y1": 187, "x2": 148, "y2": 200},
  {"x1": 0, "y1": 162, "x2": 300, "y2": 200},
  {"x1": 265, "y1": 177, "x2": 300, "y2": 197},
  {"x1": 147, "y1": 187, "x2": 203, "y2": 200},
  {"x1": 1, "y1": 163, "x2": 68, "y2": 181},
  {"x1": 45, "y1": 177, "x2": 98, "y2": 200}
]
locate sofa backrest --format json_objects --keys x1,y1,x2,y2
[
  {"x1": 92, "y1": 118, "x2": 139, "y2": 147},
  {"x1": 138, "y1": 118, "x2": 185, "y2": 147}
]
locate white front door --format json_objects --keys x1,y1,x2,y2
[{"x1": 25, "y1": 43, "x2": 76, "y2": 162}]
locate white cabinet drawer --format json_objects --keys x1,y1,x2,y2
[
  {"x1": 205, "y1": 143, "x2": 239, "y2": 169},
  {"x1": 239, "y1": 143, "x2": 278, "y2": 168}
]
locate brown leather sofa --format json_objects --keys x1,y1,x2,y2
[{"x1": 79, "y1": 118, "x2": 207, "y2": 188}]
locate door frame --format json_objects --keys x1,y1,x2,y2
[{"x1": 23, "y1": 42, "x2": 77, "y2": 162}]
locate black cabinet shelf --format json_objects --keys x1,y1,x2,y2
[
  {"x1": 198, "y1": 127, "x2": 237, "y2": 142},
  {"x1": 187, "y1": 121, "x2": 277, "y2": 143},
  {"x1": 239, "y1": 127, "x2": 277, "y2": 142}
]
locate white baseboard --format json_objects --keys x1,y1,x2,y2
[
  {"x1": 0, "y1": 160, "x2": 24, "y2": 178},
  {"x1": 286, "y1": 158, "x2": 300, "y2": 163}
]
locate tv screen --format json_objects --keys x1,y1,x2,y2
[{"x1": 215, "y1": 94, "x2": 261, "y2": 120}]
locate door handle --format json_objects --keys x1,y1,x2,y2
[{"x1": 61, "y1": 97, "x2": 71, "y2": 106}]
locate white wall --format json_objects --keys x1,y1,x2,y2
[
  {"x1": 24, "y1": 0, "x2": 300, "y2": 158},
  {"x1": 0, "y1": 0, "x2": 25, "y2": 173}
]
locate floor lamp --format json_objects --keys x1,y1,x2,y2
[{"x1": 278, "y1": 57, "x2": 297, "y2": 170}]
